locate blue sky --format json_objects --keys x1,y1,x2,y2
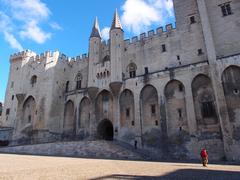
[{"x1": 0, "y1": 0, "x2": 175, "y2": 102}]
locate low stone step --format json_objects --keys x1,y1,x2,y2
[{"x1": 0, "y1": 140, "x2": 144, "y2": 160}]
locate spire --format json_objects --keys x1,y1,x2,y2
[
  {"x1": 111, "y1": 9, "x2": 123, "y2": 30},
  {"x1": 90, "y1": 17, "x2": 101, "y2": 38}
]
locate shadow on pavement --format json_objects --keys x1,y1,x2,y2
[{"x1": 90, "y1": 169, "x2": 240, "y2": 180}]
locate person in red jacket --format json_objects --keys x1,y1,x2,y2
[{"x1": 200, "y1": 149, "x2": 208, "y2": 167}]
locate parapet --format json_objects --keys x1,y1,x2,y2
[
  {"x1": 58, "y1": 52, "x2": 89, "y2": 67},
  {"x1": 9, "y1": 49, "x2": 59, "y2": 63},
  {"x1": 124, "y1": 23, "x2": 176, "y2": 46},
  {"x1": 10, "y1": 50, "x2": 36, "y2": 62}
]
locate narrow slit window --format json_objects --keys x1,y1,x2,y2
[
  {"x1": 179, "y1": 84, "x2": 183, "y2": 92},
  {"x1": 151, "y1": 104, "x2": 156, "y2": 115},
  {"x1": 6, "y1": 108, "x2": 10, "y2": 115},
  {"x1": 190, "y1": 16, "x2": 196, "y2": 24},
  {"x1": 162, "y1": 44, "x2": 166, "y2": 52},
  {"x1": 198, "y1": 49, "x2": 203, "y2": 55},
  {"x1": 144, "y1": 67, "x2": 149, "y2": 74},
  {"x1": 126, "y1": 108, "x2": 130, "y2": 117},
  {"x1": 177, "y1": 55, "x2": 180, "y2": 60},
  {"x1": 202, "y1": 101, "x2": 215, "y2": 118},
  {"x1": 28, "y1": 115, "x2": 31, "y2": 123},
  {"x1": 178, "y1": 108, "x2": 182, "y2": 118},
  {"x1": 132, "y1": 121, "x2": 135, "y2": 126},
  {"x1": 65, "y1": 81, "x2": 69, "y2": 92}
]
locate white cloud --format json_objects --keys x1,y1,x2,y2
[
  {"x1": 20, "y1": 20, "x2": 51, "y2": 44},
  {"x1": 4, "y1": 31, "x2": 23, "y2": 51},
  {"x1": 4, "y1": 0, "x2": 50, "y2": 21},
  {"x1": 153, "y1": 0, "x2": 174, "y2": 18},
  {"x1": 0, "y1": 0, "x2": 58, "y2": 50},
  {"x1": 7, "y1": 0, "x2": 51, "y2": 44},
  {"x1": 50, "y1": 22, "x2": 62, "y2": 30},
  {"x1": 121, "y1": 0, "x2": 174, "y2": 34},
  {"x1": 0, "y1": 12, "x2": 11, "y2": 31},
  {"x1": 101, "y1": 27, "x2": 110, "y2": 41},
  {"x1": 0, "y1": 11, "x2": 23, "y2": 51}
]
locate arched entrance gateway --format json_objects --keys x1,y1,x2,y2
[{"x1": 97, "y1": 119, "x2": 114, "y2": 141}]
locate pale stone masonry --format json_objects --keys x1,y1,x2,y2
[{"x1": 1, "y1": 0, "x2": 240, "y2": 161}]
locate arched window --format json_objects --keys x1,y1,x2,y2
[
  {"x1": 102, "y1": 55, "x2": 110, "y2": 64},
  {"x1": 127, "y1": 63, "x2": 137, "y2": 78},
  {"x1": 31, "y1": 75, "x2": 37, "y2": 87},
  {"x1": 75, "y1": 72, "x2": 82, "y2": 90}
]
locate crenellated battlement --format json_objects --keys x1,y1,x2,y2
[
  {"x1": 58, "y1": 53, "x2": 88, "y2": 63},
  {"x1": 57, "y1": 52, "x2": 89, "y2": 68},
  {"x1": 10, "y1": 49, "x2": 89, "y2": 67},
  {"x1": 10, "y1": 50, "x2": 59, "y2": 63},
  {"x1": 124, "y1": 23, "x2": 176, "y2": 46},
  {"x1": 9, "y1": 22, "x2": 176, "y2": 66},
  {"x1": 10, "y1": 50, "x2": 36, "y2": 62}
]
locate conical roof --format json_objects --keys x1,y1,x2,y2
[
  {"x1": 111, "y1": 9, "x2": 123, "y2": 30},
  {"x1": 90, "y1": 17, "x2": 101, "y2": 38}
]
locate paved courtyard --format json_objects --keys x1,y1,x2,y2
[{"x1": 0, "y1": 154, "x2": 239, "y2": 180}]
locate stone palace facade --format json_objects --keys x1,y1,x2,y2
[{"x1": 1, "y1": 0, "x2": 240, "y2": 160}]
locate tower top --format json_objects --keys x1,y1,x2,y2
[
  {"x1": 90, "y1": 17, "x2": 101, "y2": 38},
  {"x1": 111, "y1": 9, "x2": 123, "y2": 30}
]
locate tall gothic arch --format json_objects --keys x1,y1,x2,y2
[
  {"x1": 63, "y1": 100, "x2": 75, "y2": 134},
  {"x1": 192, "y1": 74, "x2": 218, "y2": 127},
  {"x1": 22, "y1": 96, "x2": 36, "y2": 131},
  {"x1": 164, "y1": 80, "x2": 188, "y2": 137},
  {"x1": 120, "y1": 89, "x2": 135, "y2": 127},
  {"x1": 79, "y1": 97, "x2": 91, "y2": 129},
  {"x1": 95, "y1": 90, "x2": 114, "y2": 124},
  {"x1": 222, "y1": 65, "x2": 240, "y2": 140},
  {"x1": 140, "y1": 85, "x2": 159, "y2": 130}
]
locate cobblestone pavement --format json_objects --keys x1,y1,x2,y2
[{"x1": 0, "y1": 154, "x2": 239, "y2": 180}]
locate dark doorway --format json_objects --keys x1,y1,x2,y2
[{"x1": 97, "y1": 119, "x2": 114, "y2": 141}]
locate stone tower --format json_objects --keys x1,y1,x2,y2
[
  {"x1": 88, "y1": 17, "x2": 101, "y2": 88},
  {"x1": 109, "y1": 9, "x2": 124, "y2": 95}
]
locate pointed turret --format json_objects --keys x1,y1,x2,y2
[
  {"x1": 111, "y1": 9, "x2": 123, "y2": 30},
  {"x1": 90, "y1": 17, "x2": 101, "y2": 38},
  {"x1": 109, "y1": 9, "x2": 124, "y2": 92},
  {"x1": 88, "y1": 17, "x2": 101, "y2": 88}
]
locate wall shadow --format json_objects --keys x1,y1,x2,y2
[{"x1": 90, "y1": 169, "x2": 240, "y2": 180}]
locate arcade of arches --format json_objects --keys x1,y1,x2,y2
[{"x1": 59, "y1": 67, "x2": 240, "y2": 158}]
